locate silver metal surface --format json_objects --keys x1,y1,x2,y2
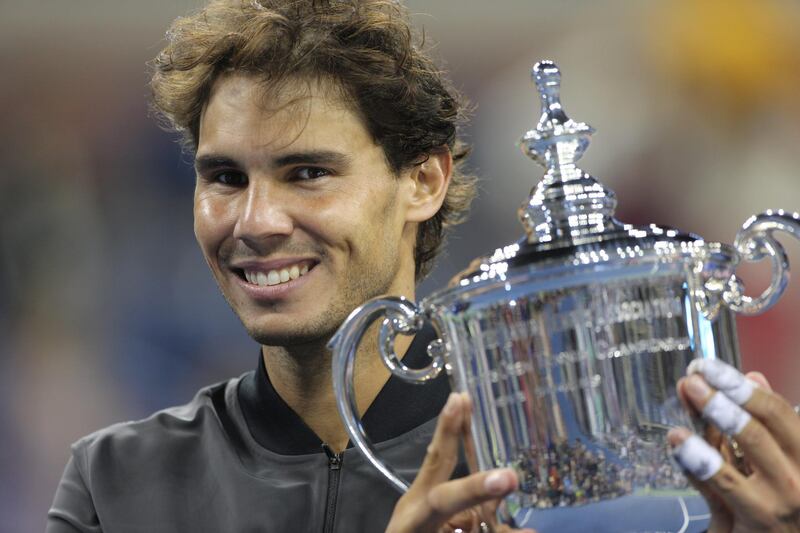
[
  {"x1": 723, "y1": 210, "x2": 800, "y2": 315},
  {"x1": 434, "y1": 266, "x2": 738, "y2": 518},
  {"x1": 330, "y1": 60, "x2": 799, "y2": 531},
  {"x1": 518, "y1": 60, "x2": 622, "y2": 249},
  {"x1": 329, "y1": 296, "x2": 443, "y2": 493}
]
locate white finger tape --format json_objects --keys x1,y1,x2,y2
[
  {"x1": 702, "y1": 391, "x2": 752, "y2": 436},
  {"x1": 672, "y1": 434, "x2": 723, "y2": 481},
  {"x1": 687, "y1": 358, "x2": 755, "y2": 405}
]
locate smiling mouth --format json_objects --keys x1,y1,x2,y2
[{"x1": 234, "y1": 261, "x2": 316, "y2": 287}]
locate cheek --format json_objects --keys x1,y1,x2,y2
[
  {"x1": 193, "y1": 195, "x2": 233, "y2": 255},
  {"x1": 348, "y1": 187, "x2": 400, "y2": 244}
]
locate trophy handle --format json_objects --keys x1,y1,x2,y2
[
  {"x1": 328, "y1": 296, "x2": 445, "y2": 493},
  {"x1": 723, "y1": 210, "x2": 800, "y2": 315}
]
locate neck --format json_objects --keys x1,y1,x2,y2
[{"x1": 261, "y1": 326, "x2": 413, "y2": 453}]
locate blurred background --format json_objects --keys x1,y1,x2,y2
[{"x1": 2, "y1": 0, "x2": 800, "y2": 529}]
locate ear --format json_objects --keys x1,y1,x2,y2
[{"x1": 403, "y1": 149, "x2": 452, "y2": 223}]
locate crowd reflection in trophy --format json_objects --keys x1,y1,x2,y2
[{"x1": 515, "y1": 432, "x2": 689, "y2": 508}]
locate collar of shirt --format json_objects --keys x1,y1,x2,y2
[{"x1": 237, "y1": 326, "x2": 451, "y2": 455}]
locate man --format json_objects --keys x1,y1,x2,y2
[
  {"x1": 48, "y1": 1, "x2": 800, "y2": 532},
  {"x1": 48, "y1": 1, "x2": 524, "y2": 531}
]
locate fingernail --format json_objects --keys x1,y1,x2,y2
[
  {"x1": 684, "y1": 375, "x2": 712, "y2": 402},
  {"x1": 667, "y1": 427, "x2": 691, "y2": 447},
  {"x1": 484, "y1": 470, "x2": 513, "y2": 495},
  {"x1": 443, "y1": 393, "x2": 459, "y2": 416},
  {"x1": 747, "y1": 371, "x2": 771, "y2": 392},
  {"x1": 459, "y1": 392, "x2": 471, "y2": 407},
  {"x1": 686, "y1": 358, "x2": 703, "y2": 376}
]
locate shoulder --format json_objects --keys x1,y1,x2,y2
[
  {"x1": 49, "y1": 376, "x2": 254, "y2": 529},
  {"x1": 71, "y1": 377, "x2": 241, "y2": 485}
]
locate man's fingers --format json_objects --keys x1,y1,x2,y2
[
  {"x1": 742, "y1": 386, "x2": 800, "y2": 463},
  {"x1": 689, "y1": 359, "x2": 800, "y2": 463},
  {"x1": 681, "y1": 373, "x2": 795, "y2": 481},
  {"x1": 399, "y1": 393, "x2": 536, "y2": 533},
  {"x1": 669, "y1": 429, "x2": 724, "y2": 481},
  {"x1": 414, "y1": 392, "x2": 468, "y2": 489},
  {"x1": 669, "y1": 428, "x2": 762, "y2": 517},
  {"x1": 669, "y1": 433, "x2": 733, "y2": 533},
  {"x1": 686, "y1": 359, "x2": 755, "y2": 405},
  {"x1": 683, "y1": 374, "x2": 751, "y2": 435},
  {"x1": 425, "y1": 469, "x2": 518, "y2": 525}
]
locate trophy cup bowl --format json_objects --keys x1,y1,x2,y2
[{"x1": 329, "y1": 60, "x2": 800, "y2": 531}]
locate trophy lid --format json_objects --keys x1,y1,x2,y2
[{"x1": 451, "y1": 60, "x2": 705, "y2": 288}]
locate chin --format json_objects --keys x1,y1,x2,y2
[
  {"x1": 227, "y1": 299, "x2": 341, "y2": 347},
  {"x1": 244, "y1": 320, "x2": 341, "y2": 348}
]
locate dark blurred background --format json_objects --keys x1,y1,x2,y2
[{"x1": 2, "y1": 0, "x2": 800, "y2": 530}]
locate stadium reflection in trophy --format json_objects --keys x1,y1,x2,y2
[{"x1": 330, "y1": 60, "x2": 800, "y2": 531}]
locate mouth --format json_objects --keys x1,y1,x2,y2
[{"x1": 232, "y1": 259, "x2": 317, "y2": 288}]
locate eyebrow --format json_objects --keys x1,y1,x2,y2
[
  {"x1": 273, "y1": 150, "x2": 352, "y2": 169},
  {"x1": 194, "y1": 155, "x2": 239, "y2": 175},
  {"x1": 194, "y1": 150, "x2": 352, "y2": 174}
]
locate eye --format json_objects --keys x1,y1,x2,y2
[
  {"x1": 292, "y1": 167, "x2": 330, "y2": 181},
  {"x1": 213, "y1": 171, "x2": 248, "y2": 187}
]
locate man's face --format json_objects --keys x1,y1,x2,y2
[{"x1": 194, "y1": 75, "x2": 418, "y2": 346}]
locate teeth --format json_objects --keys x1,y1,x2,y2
[{"x1": 244, "y1": 263, "x2": 312, "y2": 287}]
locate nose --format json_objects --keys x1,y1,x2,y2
[{"x1": 233, "y1": 178, "x2": 294, "y2": 246}]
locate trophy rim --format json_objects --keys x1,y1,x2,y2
[{"x1": 431, "y1": 229, "x2": 738, "y2": 308}]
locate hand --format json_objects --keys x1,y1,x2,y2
[
  {"x1": 669, "y1": 358, "x2": 800, "y2": 532},
  {"x1": 385, "y1": 392, "x2": 537, "y2": 533}
]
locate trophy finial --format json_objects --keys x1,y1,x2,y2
[
  {"x1": 518, "y1": 60, "x2": 622, "y2": 245},
  {"x1": 532, "y1": 60, "x2": 563, "y2": 118},
  {"x1": 520, "y1": 60, "x2": 593, "y2": 171}
]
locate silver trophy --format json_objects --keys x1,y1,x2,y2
[{"x1": 330, "y1": 61, "x2": 800, "y2": 531}]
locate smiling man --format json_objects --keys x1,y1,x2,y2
[
  {"x1": 47, "y1": 1, "x2": 800, "y2": 532},
  {"x1": 46, "y1": 1, "x2": 528, "y2": 532}
]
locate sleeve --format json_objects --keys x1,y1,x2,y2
[{"x1": 46, "y1": 445, "x2": 103, "y2": 533}]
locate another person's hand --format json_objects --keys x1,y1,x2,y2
[
  {"x1": 385, "y1": 392, "x2": 536, "y2": 533},
  {"x1": 669, "y1": 359, "x2": 800, "y2": 532}
]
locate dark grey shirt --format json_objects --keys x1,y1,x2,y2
[{"x1": 47, "y1": 334, "x2": 452, "y2": 532}]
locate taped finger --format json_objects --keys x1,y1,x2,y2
[
  {"x1": 671, "y1": 432, "x2": 724, "y2": 480},
  {"x1": 683, "y1": 374, "x2": 792, "y2": 479},
  {"x1": 669, "y1": 428, "x2": 762, "y2": 519},
  {"x1": 682, "y1": 374, "x2": 751, "y2": 436},
  {"x1": 687, "y1": 358, "x2": 755, "y2": 405},
  {"x1": 703, "y1": 390, "x2": 751, "y2": 436},
  {"x1": 685, "y1": 359, "x2": 800, "y2": 462},
  {"x1": 672, "y1": 438, "x2": 735, "y2": 532}
]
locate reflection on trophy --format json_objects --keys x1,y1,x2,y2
[{"x1": 330, "y1": 60, "x2": 800, "y2": 530}]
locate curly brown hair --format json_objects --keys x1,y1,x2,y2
[{"x1": 149, "y1": 0, "x2": 476, "y2": 280}]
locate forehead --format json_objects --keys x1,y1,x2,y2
[{"x1": 197, "y1": 74, "x2": 375, "y2": 156}]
